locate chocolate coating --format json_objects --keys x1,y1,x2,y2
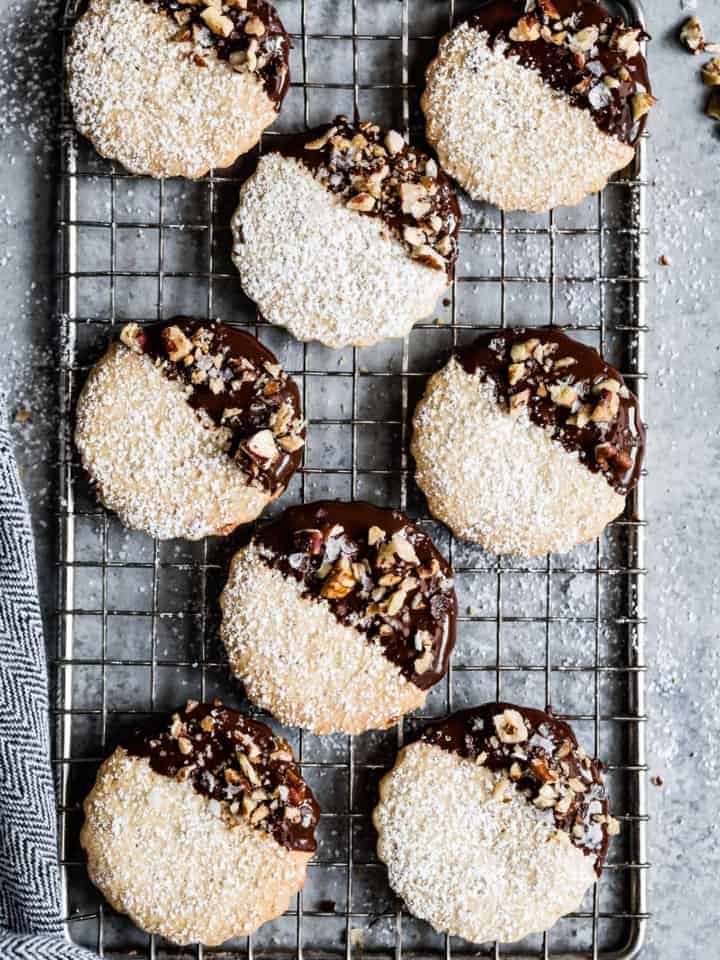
[
  {"x1": 420, "y1": 702, "x2": 612, "y2": 873},
  {"x1": 122, "y1": 317, "x2": 304, "y2": 494},
  {"x1": 150, "y1": 0, "x2": 290, "y2": 106},
  {"x1": 124, "y1": 701, "x2": 319, "y2": 853},
  {"x1": 457, "y1": 326, "x2": 645, "y2": 494},
  {"x1": 254, "y1": 501, "x2": 457, "y2": 690},
  {"x1": 468, "y1": 0, "x2": 651, "y2": 145},
  {"x1": 277, "y1": 117, "x2": 460, "y2": 278}
]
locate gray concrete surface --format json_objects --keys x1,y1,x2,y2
[{"x1": 1, "y1": 0, "x2": 719, "y2": 956}]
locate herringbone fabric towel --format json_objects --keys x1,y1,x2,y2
[{"x1": 0, "y1": 407, "x2": 96, "y2": 959}]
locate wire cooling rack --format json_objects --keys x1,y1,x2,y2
[{"x1": 54, "y1": 0, "x2": 649, "y2": 957}]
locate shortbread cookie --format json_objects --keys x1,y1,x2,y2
[
  {"x1": 220, "y1": 501, "x2": 457, "y2": 734},
  {"x1": 374, "y1": 703, "x2": 618, "y2": 944},
  {"x1": 81, "y1": 701, "x2": 319, "y2": 945},
  {"x1": 75, "y1": 318, "x2": 305, "y2": 540},
  {"x1": 422, "y1": 0, "x2": 654, "y2": 211},
  {"x1": 231, "y1": 116, "x2": 460, "y2": 348},
  {"x1": 411, "y1": 327, "x2": 645, "y2": 556},
  {"x1": 67, "y1": 0, "x2": 290, "y2": 178}
]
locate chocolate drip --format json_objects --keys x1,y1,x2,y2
[
  {"x1": 420, "y1": 702, "x2": 612, "y2": 873},
  {"x1": 124, "y1": 701, "x2": 319, "y2": 853},
  {"x1": 254, "y1": 501, "x2": 457, "y2": 690},
  {"x1": 468, "y1": 0, "x2": 652, "y2": 145},
  {"x1": 277, "y1": 117, "x2": 461, "y2": 278},
  {"x1": 121, "y1": 317, "x2": 304, "y2": 494},
  {"x1": 150, "y1": 0, "x2": 290, "y2": 106},
  {"x1": 457, "y1": 327, "x2": 645, "y2": 494}
]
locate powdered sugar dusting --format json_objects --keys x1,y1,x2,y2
[
  {"x1": 220, "y1": 542, "x2": 426, "y2": 735},
  {"x1": 81, "y1": 749, "x2": 309, "y2": 945},
  {"x1": 421, "y1": 23, "x2": 635, "y2": 212},
  {"x1": 373, "y1": 741, "x2": 597, "y2": 944},
  {"x1": 74, "y1": 343, "x2": 270, "y2": 540},
  {"x1": 66, "y1": 0, "x2": 277, "y2": 178},
  {"x1": 231, "y1": 153, "x2": 449, "y2": 348},
  {"x1": 411, "y1": 358, "x2": 625, "y2": 556}
]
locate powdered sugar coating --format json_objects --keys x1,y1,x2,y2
[
  {"x1": 373, "y1": 741, "x2": 597, "y2": 944},
  {"x1": 231, "y1": 153, "x2": 450, "y2": 348},
  {"x1": 220, "y1": 542, "x2": 426, "y2": 735},
  {"x1": 81, "y1": 749, "x2": 310, "y2": 945},
  {"x1": 421, "y1": 22, "x2": 635, "y2": 212},
  {"x1": 411, "y1": 357, "x2": 625, "y2": 556},
  {"x1": 66, "y1": 0, "x2": 278, "y2": 178},
  {"x1": 75, "y1": 343, "x2": 273, "y2": 540}
]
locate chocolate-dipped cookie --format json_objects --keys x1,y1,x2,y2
[
  {"x1": 75, "y1": 318, "x2": 305, "y2": 540},
  {"x1": 81, "y1": 702, "x2": 319, "y2": 945},
  {"x1": 220, "y1": 501, "x2": 457, "y2": 734},
  {"x1": 373, "y1": 702, "x2": 618, "y2": 944},
  {"x1": 422, "y1": 0, "x2": 654, "y2": 212},
  {"x1": 67, "y1": 0, "x2": 290, "y2": 178},
  {"x1": 230, "y1": 116, "x2": 460, "y2": 348},
  {"x1": 411, "y1": 327, "x2": 644, "y2": 556}
]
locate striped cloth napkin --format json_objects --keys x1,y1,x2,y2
[{"x1": 0, "y1": 405, "x2": 96, "y2": 959}]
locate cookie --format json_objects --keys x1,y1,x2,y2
[
  {"x1": 421, "y1": 0, "x2": 654, "y2": 212},
  {"x1": 75, "y1": 318, "x2": 305, "y2": 540},
  {"x1": 231, "y1": 116, "x2": 460, "y2": 348},
  {"x1": 66, "y1": 0, "x2": 290, "y2": 178},
  {"x1": 81, "y1": 701, "x2": 319, "y2": 945},
  {"x1": 411, "y1": 327, "x2": 645, "y2": 556},
  {"x1": 373, "y1": 702, "x2": 618, "y2": 944},
  {"x1": 220, "y1": 501, "x2": 457, "y2": 735}
]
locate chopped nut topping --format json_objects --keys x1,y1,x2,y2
[
  {"x1": 162, "y1": 325, "x2": 193, "y2": 362},
  {"x1": 549, "y1": 383, "x2": 578, "y2": 408},
  {"x1": 257, "y1": 505, "x2": 456, "y2": 688},
  {"x1": 473, "y1": 4, "x2": 652, "y2": 142},
  {"x1": 508, "y1": 389, "x2": 531, "y2": 417},
  {"x1": 493, "y1": 708, "x2": 529, "y2": 744},
  {"x1": 367, "y1": 525, "x2": 385, "y2": 546},
  {"x1": 571, "y1": 25, "x2": 599, "y2": 52},
  {"x1": 680, "y1": 16, "x2": 706, "y2": 54},
  {"x1": 703, "y1": 58, "x2": 720, "y2": 85},
  {"x1": 243, "y1": 429, "x2": 280, "y2": 464},
  {"x1": 120, "y1": 322, "x2": 146, "y2": 354},
  {"x1": 200, "y1": 6, "x2": 234, "y2": 37},
  {"x1": 347, "y1": 192, "x2": 376, "y2": 212},
  {"x1": 706, "y1": 89, "x2": 720, "y2": 120},
  {"x1": 423, "y1": 704, "x2": 614, "y2": 870},
  {"x1": 295, "y1": 117, "x2": 458, "y2": 272},
  {"x1": 631, "y1": 92, "x2": 658, "y2": 121},
  {"x1": 464, "y1": 329, "x2": 642, "y2": 492},
  {"x1": 244, "y1": 14, "x2": 266, "y2": 36},
  {"x1": 510, "y1": 339, "x2": 540, "y2": 362},
  {"x1": 320, "y1": 564, "x2": 356, "y2": 600},
  {"x1": 384, "y1": 129, "x2": 405, "y2": 155},
  {"x1": 492, "y1": 777, "x2": 511, "y2": 799},
  {"x1": 509, "y1": 15, "x2": 541, "y2": 42}
]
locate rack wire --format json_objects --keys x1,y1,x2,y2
[{"x1": 54, "y1": 0, "x2": 649, "y2": 956}]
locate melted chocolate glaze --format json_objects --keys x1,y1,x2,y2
[
  {"x1": 124, "y1": 701, "x2": 319, "y2": 853},
  {"x1": 150, "y1": 0, "x2": 290, "y2": 106},
  {"x1": 420, "y1": 702, "x2": 611, "y2": 873},
  {"x1": 277, "y1": 117, "x2": 461, "y2": 278},
  {"x1": 254, "y1": 501, "x2": 457, "y2": 690},
  {"x1": 468, "y1": 0, "x2": 651, "y2": 144},
  {"x1": 123, "y1": 317, "x2": 304, "y2": 494},
  {"x1": 458, "y1": 327, "x2": 645, "y2": 494}
]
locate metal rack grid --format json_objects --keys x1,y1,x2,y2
[{"x1": 54, "y1": 0, "x2": 649, "y2": 957}]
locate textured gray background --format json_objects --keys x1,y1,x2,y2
[{"x1": 1, "y1": 0, "x2": 719, "y2": 956}]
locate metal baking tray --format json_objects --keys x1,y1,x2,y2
[{"x1": 54, "y1": 0, "x2": 649, "y2": 956}]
